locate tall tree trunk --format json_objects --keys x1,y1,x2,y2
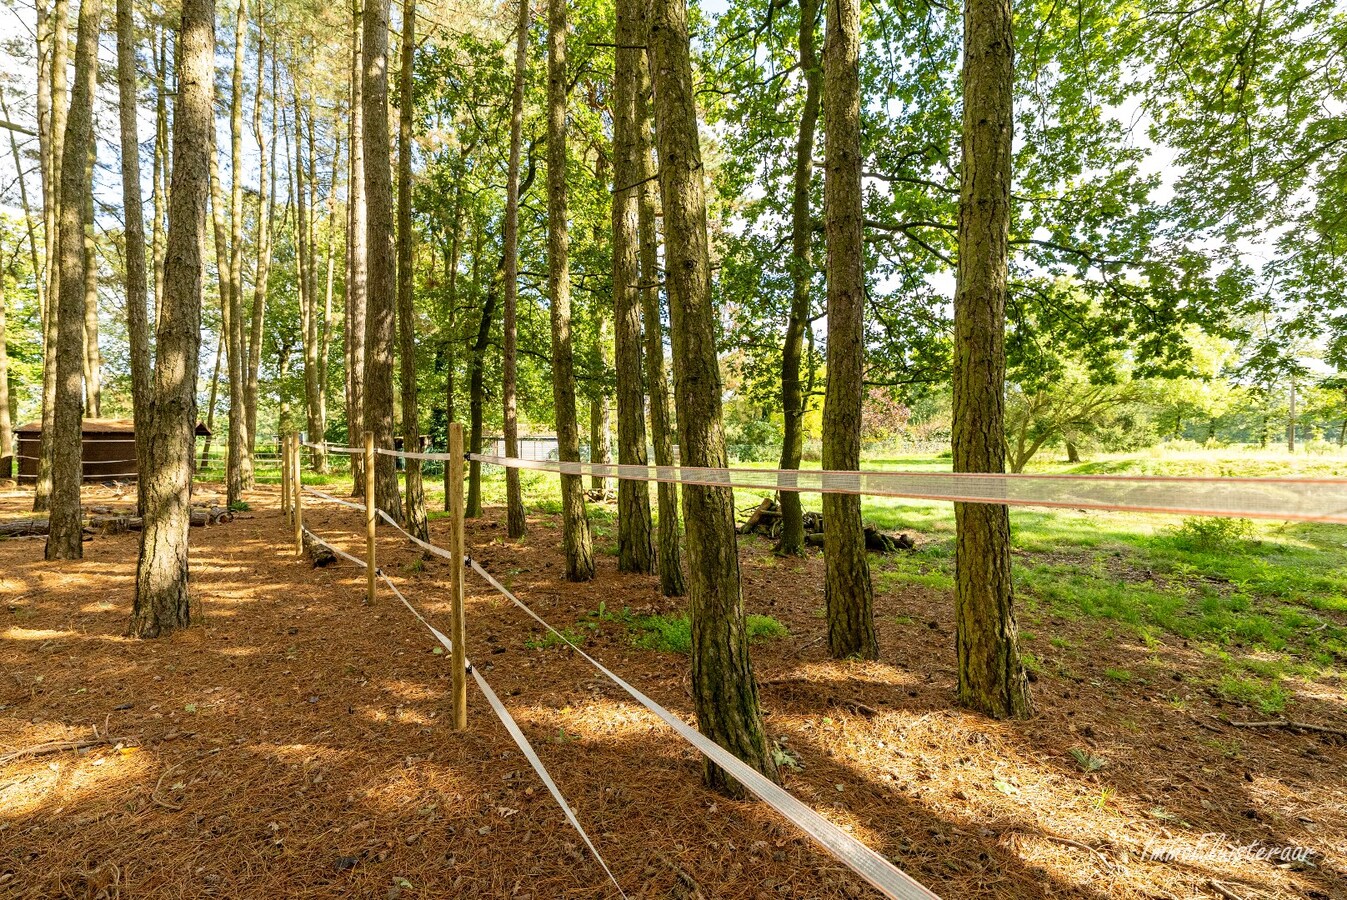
[
  {"x1": 589, "y1": 318, "x2": 611, "y2": 492},
  {"x1": 227, "y1": 0, "x2": 250, "y2": 490},
  {"x1": 953, "y1": 0, "x2": 1033, "y2": 719},
  {"x1": 151, "y1": 27, "x2": 168, "y2": 324},
  {"x1": 199, "y1": 337, "x2": 221, "y2": 469},
  {"x1": 777, "y1": 0, "x2": 822, "y2": 557},
  {"x1": 81, "y1": 140, "x2": 100, "y2": 418},
  {"x1": 34, "y1": 0, "x2": 69, "y2": 513},
  {"x1": 500, "y1": 0, "x2": 529, "y2": 538},
  {"x1": 46, "y1": 0, "x2": 101, "y2": 561},
  {"x1": 208, "y1": 150, "x2": 240, "y2": 502},
  {"x1": 636, "y1": 43, "x2": 685, "y2": 597},
  {"x1": 649, "y1": 0, "x2": 777, "y2": 796},
  {"x1": 117, "y1": 0, "x2": 152, "y2": 516},
  {"x1": 34, "y1": 0, "x2": 52, "y2": 319},
  {"x1": 362, "y1": 0, "x2": 401, "y2": 520},
  {"x1": 547, "y1": 0, "x2": 595, "y2": 581},
  {"x1": 397, "y1": 0, "x2": 428, "y2": 540},
  {"x1": 0, "y1": 253, "x2": 11, "y2": 474},
  {"x1": 132, "y1": 0, "x2": 212, "y2": 637},
  {"x1": 297, "y1": 88, "x2": 326, "y2": 472},
  {"x1": 247, "y1": 25, "x2": 276, "y2": 464},
  {"x1": 820, "y1": 0, "x2": 878, "y2": 660},
  {"x1": 319, "y1": 118, "x2": 339, "y2": 457},
  {"x1": 0, "y1": 89, "x2": 45, "y2": 314},
  {"x1": 612, "y1": 0, "x2": 654, "y2": 573},
  {"x1": 347, "y1": 0, "x2": 368, "y2": 495},
  {"x1": 466, "y1": 224, "x2": 494, "y2": 518}
]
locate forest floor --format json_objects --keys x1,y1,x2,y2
[{"x1": 1, "y1": 474, "x2": 1345, "y2": 899}]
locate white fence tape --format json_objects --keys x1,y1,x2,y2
[
  {"x1": 463, "y1": 454, "x2": 1347, "y2": 524},
  {"x1": 296, "y1": 524, "x2": 624, "y2": 896},
  {"x1": 465, "y1": 560, "x2": 939, "y2": 900}
]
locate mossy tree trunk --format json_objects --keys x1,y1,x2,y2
[
  {"x1": 613, "y1": 0, "x2": 654, "y2": 573},
  {"x1": 346, "y1": 0, "x2": 368, "y2": 497},
  {"x1": 952, "y1": 0, "x2": 1033, "y2": 720},
  {"x1": 777, "y1": 0, "x2": 823, "y2": 557},
  {"x1": 820, "y1": 0, "x2": 878, "y2": 659},
  {"x1": 397, "y1": 0, "x2": 428, "y2": 541},
  {"x1": 649, "y1": 0, "x2": 777, "y2": 796},
  {"x1": 636, "y1": 32, "x2": 685, "y2": 597},
  {"x1": 547, "y1": 0, "x2": 595, "y2": 581},
  {"x1": 362, "y1": 0, "x2": 402, "y2": 521},
  {"x1": 501, "y1": 0, "x2": 529, "y2": 539}
]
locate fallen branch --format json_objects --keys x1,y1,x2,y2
[
  {"x1": 0, "y1": 735, "x2": 124, "y2": 765},
  {"x1": 1207, "y1": 879, "x2": 1248, "y2": 900},
  {"x1": 1008, "y1": 831, "x2": 1114, "y2": 871},
  {"x1": 1220, "y1": 717, "x2": 1347, "y2": 738}
]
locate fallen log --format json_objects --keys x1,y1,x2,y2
[
  {"x1": 0, "y1": 518, "x2": 52, "y2": 538},
  {"x1": 302, "y1": 531, "x2": 337, "y2": 567},
  {"x1": 88, "y1": 506, "x2": 234, "y2": 534},
  {"x1": 803, "y1": 524, "x2": 915, "y2": 553}
]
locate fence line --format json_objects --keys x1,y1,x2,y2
[
  {"x1": 297, "y1": 520, "x2": 625, "y2": 897},
  {"x1": 303, "y1": 440, "x2": 1347, "y2": 523},
  {"x1": 300, "y1": 484, "x2": 941, "y2": 900}
]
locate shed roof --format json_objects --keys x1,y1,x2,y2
[{"x1": 16, "y1": 418, "x2": 212, "y2": 436}]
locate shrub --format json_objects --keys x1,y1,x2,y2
[{"x1": 1170, "y1": 516, "x2": 1254, "y2": 551}]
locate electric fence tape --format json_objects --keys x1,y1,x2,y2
[{"x1": 295, "y1": 518, "x2": 625, "y2": 897}]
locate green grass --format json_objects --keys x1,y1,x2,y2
[{"x1": 630, "y1": 612, "x2": 789, "y2": 655}]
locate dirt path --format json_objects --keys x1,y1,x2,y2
[{"x1": 2, "y1": 485, "x2": 1343, "y2": 899}]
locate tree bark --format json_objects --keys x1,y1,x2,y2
[
  {"x1": 247, "y1": 26, "x2": 276, "y2": 467},
  {"x1": 117, "y1": 0, "x2": 152, "y2": 517},
  {"x1": 46, "y1": 0, "x2": 101, "y2": 561},
  {"x1": 34, "y1": 0, "x2": 52, "y2": 320},
  {"x1": 132, "y1": 0, "x2": 212, "y2": 638},
  {"x1": 777, "y1": 0, "x2": 822, "y2": 557},
  {"x1": 297, "y1": 87, "x2": 326, "y2": 472},
  {"x1": 208, "y1": 149, "x2": 240, "y2": 503},
  {"x1": 199, "y1": 336, "x2": 221, "y2": 469},
  {"x1": 397, "y1": 0, "x2": 428, "y2": 541},
  {"x1": 952, "y1": 0, "x2": 1033, "y2": 719},
  {"x1": 612, "y1": 0, "x2": 654, "y2": 573},
  {"x1": 547, "y1": 0, "x2": 595, "y2": 581},
  {"x1": 501, "y1": 0, "x2": 529, "y2": 539},
  {"x1": 226, "y1": 0, "x2": 250, "y2": 491},
  {"x1": 347, "y1": 0, "x2": 368, "y2": 496},
  {"x1": 820, "y1": 0, "x2": 878, "y2": 660},
  {"x1": 636, "y1": 42, "x2": 685, "y2": 597},
  {"x1": 34, "y1": 0, "x2": 69, "y2": 514},
  {"x1": 151, "y1": 27, "x2": 168, "y2": 325},
  {"x1": 649, "y1": 0, "x2": 777, "y2": 796},
  {"x1": 589, "y1": 317, "x2": 612, "y2": 492},
  {"x1": 466, "y1": 225, "x2": 495, "y2": 519},
  {"x1": 362, "y1": 0, "x2": 402, "y2": 521},
  {"x1": 81, "y1": 140, "x2": 100, "y2": 418},
  {"x1": 0, "y1": 251, "x2": 10, "y2": 474}
]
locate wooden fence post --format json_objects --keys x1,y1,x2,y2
[
  {"x1": 293, "y1": 432, "x2": 304, "y2": 556},
  {"x1": 365, "y1": 431, "x2": 376, "y2": 603},
  {"x1": 448, "y1": 422, "x2": 467, "y2": 730}
]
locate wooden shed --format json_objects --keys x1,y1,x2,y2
[{"x1": 14, "y1": 418, "x2": 212, "y2": 483}]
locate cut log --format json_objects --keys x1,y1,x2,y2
[
  {"x1": 737, "y1": 498, "x2": 780, "y2": 535},
  {"x1": 303, "y1": 531, "x2": 337, "y2": 567},
  {"x1": 0, "y1": 518, "x2": 51, "y2": 538},
  {"x1": 88, "y1": 506, "x2": 233, "y2": 534}
]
